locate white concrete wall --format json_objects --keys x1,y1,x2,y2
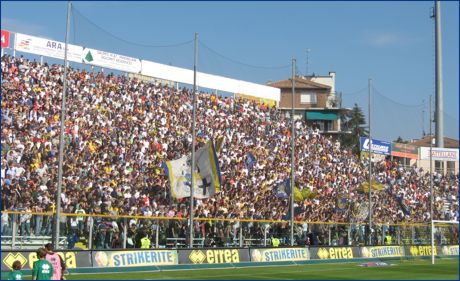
[
  {"x1": 310, "y1": 71, "x2": 336, "y2": 93},
  {"x1": 141, "y1": 60, "x2": 280, "y2": 102}
]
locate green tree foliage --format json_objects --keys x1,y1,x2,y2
[
  {"x1": 394, "y1": 136, "x2": 408, "y2": 143},
  {"x1": 340, "y1": 103, "x2": 368, "y2": 154}
]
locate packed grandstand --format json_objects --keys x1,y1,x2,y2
[{"x1": 1, "y1": 55, "x2": 458, "y2": 248}]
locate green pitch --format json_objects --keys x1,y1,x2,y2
[{"x1": 64, "y1": 259, "x2": 459, "y2": 280}]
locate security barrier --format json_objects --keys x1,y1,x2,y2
[
  {"x1": 2, "y1": 245, "x2": 457, "y2": 273},
  {"x1": 2, "y1": 211, "x2": 458, "y2": 251}
]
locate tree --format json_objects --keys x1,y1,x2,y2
[
  {"x1": 394, "y1": 136, "x2": 408, "y2": 144},
  {"x1": 340, "y1": 103, "x2": 368, "y2": 154}
]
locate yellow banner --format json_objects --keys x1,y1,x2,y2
[{"x1": 235, "y1": 93, "x2": 277, "y2": 107}]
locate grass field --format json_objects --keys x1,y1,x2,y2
[{"x1": 63, "y1": 258, "x2": 459, "y2": 280}]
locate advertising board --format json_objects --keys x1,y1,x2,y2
[
  {"x1": 419, "y1": 147, "x2": 459, "y2": 161},
  {"x1": 82, "y1": 48, "x2": 141, "y2": 73},
  {"x1": 360, "y1": 137, "x2": 391, "y2": 155},
  {"x1": 440, "y1": 245, "x2": 459, "y2": 256},
  {"x1": 1, "y1": 30, "x2": 10, "y2": 48},
  {"x1": 250, "y1": 248, "x2": 309, "y2": 262},
  {"x1": 310, "y1": 247, "x2": 360, "y2": 260},
  {"x1": 92, "y1": 250, "x2": 177, "y2": 267},
  {"x1": 391, "y1": 143, "x2": 419, "y2": 159},
  {"x1": 406, "y1": 245, "x2": 437, "y2": 257},
  {"x1": 15, "y1": 33, "x2": 83, "y2": 62},
  {"x1": 1, "y1": 251, "x2": 91, "y2": 271},
  {"x1": 360, "y1": 246, "x2": 404, "y2": 258},
  {"x1": 178, "y1": 249, "x2": 249, "y2": 265}
]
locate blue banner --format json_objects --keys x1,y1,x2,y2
[{"x1": 360, "y1": 137, "x2": 391, "y2": 155}]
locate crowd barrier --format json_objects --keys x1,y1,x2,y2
[
  {"x1": 3, "y1": 211, "x2": 457, "y2": 251},
  {"x1": 2, "y1": 245, "x2": 458, "y2": 272}
]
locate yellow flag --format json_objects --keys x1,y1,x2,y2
[{"x1": 215, "y1": 136, "x2": 224, "y2": 153}]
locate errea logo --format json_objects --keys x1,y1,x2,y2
[
  {"x1": 189, "y1": 250, "x2": 206, "y2": 264},
  {"x1": 3, "y1": 253, "x2": 27, "y2": 270}
]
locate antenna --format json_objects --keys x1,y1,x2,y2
[
  {"x1": 422, "y1": 99, "x2": 426, "y2": 137},
  {"x1": 305, "y1": 48, "x2": 311, "y2": 76}
]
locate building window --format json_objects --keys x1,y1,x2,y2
[
  {"x1": 446, "y1": 161, "x2": 455, "y2": 174},
  {"x1": 435, "y1": 160, "x2": 444, "y2": 174},
  {"x1": 300, "y1": 93, "x2": 317, "y2": 104}
]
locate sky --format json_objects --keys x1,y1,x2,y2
[{"x1": 1, "y1": 1, "x2": 459, "y2": 142}]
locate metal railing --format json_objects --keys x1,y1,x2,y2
[{"x1": 1, "y1": 212, "x2": 457, "y2": 250}]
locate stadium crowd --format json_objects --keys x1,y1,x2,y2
[{"x1": 1, "y1": 55, "x2": 458, "y2": 248}]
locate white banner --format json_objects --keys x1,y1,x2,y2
[
  {"x1": 164, "y1": 141, "x2": 221, "y2": 199},
  {"x1": 419, "y1": 147, "x2": 459, "y2": 161},
  {"x1": 141, "y1": 60, "x2": 281, "y2": 102},
  {"x1": 82, "y1": 48, "x2": 141, "y2": 73},
  {"x1": 15, "y1": 33, "x2": 82, "y2": 62}
]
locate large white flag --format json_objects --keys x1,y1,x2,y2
[{"x1": 164, "y1": 140, "x2": 221, "y2": 199}]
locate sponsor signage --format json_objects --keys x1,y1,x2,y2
[
  {"x1": 360, "y1": 137, "x2": 391, "y2": 155},
  {"x1": 15, "y1": 33, "x2": 83, "y2": 62},
  {"x1": 179, "y1": 249, "x2": 249, "y2": 265},
  {"x1": 310, "y1": 247, "x2": 360, "y2": 260},
  {"x1": 82, "y1": 48, "x2": 141, "y2": 73},
  {"x1": 391, "y1": 143, "x2": 419, "y2": 159},
  {"x1": 441, "y1": 245, "x2": 459, "y2": 256},
  {"x1": 1, "y1": 30, "x2": 10, "y2": 48},
  {"x1": 407, "y1": 246, "x2": 437, "y2": 257},
  {"x1": 1, "y1": 251, "x2": 91, "y2": 271},
  {"x1": 361, "y1": 246, "x2": 404, "y2": 258},
  {"x1": 250, "y1": 248, "x2": 309, "y2": 262},
  {"x1": 127, "y1": 73, "x2": 175, "y2": 87},
  {"x1": 419, "y1": 147, "x2": 459, "y2": 161},
  {"x1": 92, "y1": 250, "x2": 177, "y2": 267}
]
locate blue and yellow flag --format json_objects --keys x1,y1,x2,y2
[
  {"x1": 276, "y1": 178, "x2": 291, "y2": 199},
  {"x1": 246, "y1": 152, "x2": 256, "y2": 169}
]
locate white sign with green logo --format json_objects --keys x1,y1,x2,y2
[{"x1": 82, "y1": 48, "x2": 142, "y2": 73}]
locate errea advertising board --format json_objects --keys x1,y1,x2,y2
[
  {"x1": 178, "y1": 249, "x2": 249, "y2": 265},
  {"x1": 310, "y1": 247, "x2": 360, "y2": 260},
  {"x1": 1, "y1": 251, "x2": 91, "y2": 271}
]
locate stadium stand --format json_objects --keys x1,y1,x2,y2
[{"x1": 1, "y1": 55, "x2": 458, "y2": 248}]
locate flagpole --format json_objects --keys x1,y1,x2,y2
[
  {"x1": 290, "y1": 59, "x2": 296, "y2": 246},
  {"x1": 434, "y1": 0, "x2": 444, "y2": 148},
  {"x1": 189, "y1": 32, "x2": 198, "y2": 249},
  {"x1": 54, "y1": 0, "x2": 71, "y2": 249},
  {"x1": 429, "y1": 95, "x2": 434, "y2": 264},
  {"x1": 368, "y1": 78, "x2": 372, "y2": 246}
]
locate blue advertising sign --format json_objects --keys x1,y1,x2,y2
[{"x1": 360, "y1": 137, "x2": 391, "y2": 155}]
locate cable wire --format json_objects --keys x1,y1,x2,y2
[
  {"x1": 72, "y1": 7, "x2": 193, "y2": 48},
  {"x1": 199, "y1": 40, "x2": 291, "y2": 70},
  {"x1": 372, "y1": 86, "x2": 424, "y2": 108},
  {"x1": 341, "y1": 86, "x2": 368, "y2": 96}
]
